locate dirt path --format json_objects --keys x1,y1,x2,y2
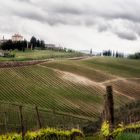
[
  {"x1": 60, "y1": 70, "x2": 135, "y2": 100},
  {"x1": 100, "y1": 77, "x2": 124, "y2": 84},
  {"x1": 38, "y1": 64, "x2": 135, "y2": 101},
  {"x1": 126, "y1": 78, "x2": 140, "y2": 80}
]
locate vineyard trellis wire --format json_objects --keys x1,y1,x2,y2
[{"x1": 0, "y1": 101, "x2": 94, "y2": 134}]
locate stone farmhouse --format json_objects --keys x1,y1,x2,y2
[{"x1": 12, "y1": 34, "x2": 24, "y2": 42}]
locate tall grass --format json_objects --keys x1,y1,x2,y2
[{"x1": 116, "y1": 132, "x2": 140, "y2": 140}]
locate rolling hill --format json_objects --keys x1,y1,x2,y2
[{"x1": 0, "y1": 56, "x2": 140, "y2": 131}]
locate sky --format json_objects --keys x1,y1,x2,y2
[{"x1": 0, "y1": 0, "x2": 140, "y2": 54}]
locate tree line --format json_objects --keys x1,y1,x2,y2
[
  {"x1": 102, "y1": 50, "x2": 124, "y2": 58},
  {"x1": 128, "y1": 52, "x2": 140, "y2": 59},
  {"x1": 0, "y1": 36, "x2": 76, "y2": 53},
  {"x1": 0, "y1": 36, "x2": 45, "y2": 51},
  {"x1": 102, "y1": 50, "x2": 140, "y2": 59}
]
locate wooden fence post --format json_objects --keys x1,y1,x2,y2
[
  {"x1": 19, "y1": 106, "x2": 25, "y2": 139},
  {"x1": 35, "y1": 106, "x2": 42, "y2": 129},
  {"x1": 104, "y1": 86, "x2": 114, "y2": 126},
  {"x1": 4, "y1": 112, "x2": 7, "y2": 133},
  {"x1": 103, "y1": 86, "x2": 114, "y2": 140}
]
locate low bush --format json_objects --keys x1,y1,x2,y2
[
  {"x1": 100, "y1": 121, "x2": 140, "y2": 140},
  {"x1": 0, "y1": 133, "x2": 21, "y2": 140},
  {"x1": 0, "y1": 128, "x2": 84, "y2": 140}
]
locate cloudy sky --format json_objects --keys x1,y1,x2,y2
[{"x1": 0, "y1": 0, "x2": 140, "y2": 53}]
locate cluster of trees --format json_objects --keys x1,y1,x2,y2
[
  {"x1": 115, "y1": 52, "x2": 124, "y2": 58},
  {"x1": 102, "y1": 50, "x2": 112, "y2": 56},
  {"x1": 46, "y1": 46, "x2": 75, "y2": 53},
  {"x1": 128, "y1": 52, "x2": 140, "y2": 59},
  {"x1": 0, "y1": 36, "x2": 45, "y2": 51},
  {"x1": 0, "y1": 40, "x2": 27, "y2": 51},
  {"x1": 0, "y1": 35, "x2": 74, "y2": 53},
  {"x1": 30, "y1": 36, "x2": 45, "y2": 49},
  {"x1": 102, "y1": 50, "x2": 124, "y2": 58}
]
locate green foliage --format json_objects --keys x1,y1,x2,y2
[
  {"x1": 101, "y1": 122, "x2": 125, "y2": 138},
  {"x1": 112, "y1": 123, "x2": 125, "y2": 138},
  {"x1": 100, "y1": 121, "x2": 140, "y2": 139},
  {"x1": 0, "y1": 128, "x2": 83, "y2": 140},
  {"x1": 116, "y1": 132, "x2": 140, "y2": 140},
  {"x1": 101, "y1": 121, "x2": 110, "y2": 137},
  {"x1": 0, "y1": 133, "x2": 21, "y2": 140},
  {"x1": 1, "y1": 40, "x2": 27, "y2": 51},
  {"x1": 128, "y1": 52, "x2": 140, "y2": 59},
  {"x1": 116, "y1": 123, "x2": 140, "y2": 140},
  {"x1": 82, "y1": 57, "x2": 140, "y2": 77},
  {"x1": 30, "y1": 36, "x2": 45, "y2": 49},
  {"x1": 30, "y1": 36, "x2": 37, "y2": 48}
]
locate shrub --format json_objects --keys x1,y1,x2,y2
[
  {"x1": 0, "y1": 128, "x2": 84, "y2": 140},
  {"x1": 0, "y1": 133, "x2": 21, "y2": 140},
  {"x1": 101, "y1": 121, "x2": 140, "y2": 140}
]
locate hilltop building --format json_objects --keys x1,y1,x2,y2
[
  {"x1": 12, "y1": 34, "x2": 23, "y2": 42},
  {"x1": 45, "y1": 44, "x2": 56, "y2": 48}
]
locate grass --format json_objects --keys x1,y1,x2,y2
[
  {"x1": 0, "y1": 49, "x2": 84, "y2": 61},
  {"x1": 116, "y1": 132, "x2": 140, "y2": 140},
  {"x1": 85, "y1": 136, "x2": 94, "y2": 140},
  {"x1": 85, "y1": 136, "x2": 102, "y2": 140},
  {"x1": 81, "y1": 57, "x2": 140, "y2": 78},
  {"x1": 41, "y1": 61, "x2": 114, "y2": 82},
  {"x1": 42, "y1": 57, "x2": 140, "y2": 80},
  {"x1": 85, "y1": 132, "x2": 140, "y2": 140}
]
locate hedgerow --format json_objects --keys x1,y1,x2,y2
[
  {"x1": 0, "y1": 128, "x2": 84, "y2": 140},
  {"x1": 101, "y1": 121, "x2": 140, "y2": 139}
]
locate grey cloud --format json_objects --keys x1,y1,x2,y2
[
  {"x1": 96, "y1": 21, "x2": 110, "y2": 32},
  {"x1": 95, "y1": 19, "x2": 140, "y2": 40},
  {"x1": 115, "y1": 31, "x2": 137, "y2": 41},
  {"x1": 98, "y1": 26, "x2": 108, "y2": 32},
  {"x1": 14, "y1": 11, "x2": 47, "y2": 23},
  {"x1": 52, "y1": 6, "x2": 83, "y2": 15},
  {"x1": 43, "y1": 0, "x2": 140, "y2": 24},
  {"x1": 3, "y1": 0, "x2": 140, "y2": 27},
  {"x1": 1, "y1": 0, "x2": 140, "y2": 42},
  {"x1": 15, "y1": 0, "x2": 31, "y2": 3}
]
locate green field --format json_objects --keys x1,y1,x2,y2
[
  {"x1": 0, "y1": 50, "x2": 84, "y2": 61},
  {"x1": 0, "y1": 56, "x2": 140, "y2": 132}
]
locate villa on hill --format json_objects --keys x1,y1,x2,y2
[{"x1": 12, "y1": 34, "x2": 24, "y2": 42}]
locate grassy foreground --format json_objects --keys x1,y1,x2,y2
[{"x1": 116, "y1": 133, "x2": 140, "y2": 140}]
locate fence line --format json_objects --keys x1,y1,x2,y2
[{"x1": 0, "y1": 101, "x2": 93, "y2": 134}]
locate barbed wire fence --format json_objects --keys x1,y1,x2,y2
[
  {"x1": 0, "y1": 101, "x2": 93, "y2": 135},
  {"x1": 0, "y1": 86, "x2": 139, "y2": 137}
]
